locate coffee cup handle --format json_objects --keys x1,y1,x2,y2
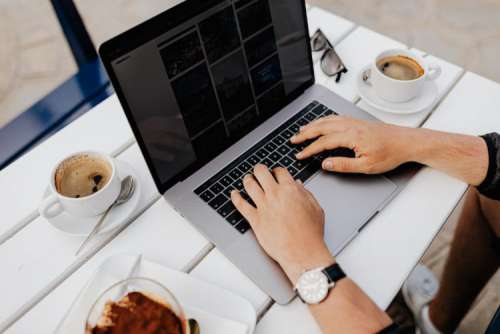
[
  {"x1": 426, "y1": 63, "x2": 442, "y2": 81},
  {"x1": 39, "y1": 195, "x2": 64, "y2": 219},
  {"x1": 362, "y1": 68, "x2": 372, "y2": 86}
]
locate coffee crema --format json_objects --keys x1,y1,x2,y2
[
  {"x1": 376, "y1": 55, "x2": 424, "y2": 81},
  {"x1": 54, "y1": 154, "x2": 112, "y2": 198}
]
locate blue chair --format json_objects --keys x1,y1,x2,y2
[{"x1": 0, "y1": 0, "x2": 112, "y2": 170}]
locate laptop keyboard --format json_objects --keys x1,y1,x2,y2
[{"x1": 194, "y1": 101, "x2": 353, "y2": 234}]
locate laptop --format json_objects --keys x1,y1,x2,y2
[{"x1": 100, "y1": 0, "x2": 412, "y2": 304}]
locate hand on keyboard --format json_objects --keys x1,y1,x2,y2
[
  {"x1": 292, "y1": 116, "x2": 408, "y2": 175},
  {"x1": 230, "y1": 164, "x2": 334, "y2": 285}
]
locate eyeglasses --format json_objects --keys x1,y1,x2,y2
[{"x1": 311, "y1": 29, "x2": 348, "y2": 82}]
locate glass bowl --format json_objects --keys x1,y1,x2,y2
[{"x1": 85, "y1": 277, "x2": 189, "y2": 333}]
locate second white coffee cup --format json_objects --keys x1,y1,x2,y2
[
  {"x1": 38, "y1": 151, "x2": 121, "y2": 219},
  {"x1": 365, "y1": 49, "x2": 441, "y2": 103}
]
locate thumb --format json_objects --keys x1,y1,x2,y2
[{"x1": 322, "y1": 157, "x2": 366, "y2": 173}]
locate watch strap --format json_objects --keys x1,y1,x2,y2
[{"x1": 322, "y1": 263, "x2": 346, "y2": 284}]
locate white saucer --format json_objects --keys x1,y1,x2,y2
[
  {"x1": 55, "y1": 254, "x2": 256, "y2": 334},
  {"x1": 42, "y1": 160, "x2": 141, "y2": 237},
  {"x1": 356, "y1": 65, "x2": 439, "y2": 115}
]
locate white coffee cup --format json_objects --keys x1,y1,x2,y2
[
  {"x1": 365, "y1": 49, "x2": 442, "y2": 103},
  {"x1": 38, "y1": 151, "x2": 121, "y2": 219}
]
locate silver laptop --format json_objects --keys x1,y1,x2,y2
[{"x1": 100, "y1": 0, "x2": 412, "y2": 304}]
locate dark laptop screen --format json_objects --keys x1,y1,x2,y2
[{"x1": 104, "y1": 0, "x2": 314, "y2": 193}]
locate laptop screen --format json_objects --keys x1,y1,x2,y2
[{"x1": 102, "y1": 0, "x2": 314, "y2": 193}]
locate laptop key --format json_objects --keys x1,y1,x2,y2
[
  {"x1": 209, "y1": 182, "x2": 224, "y2": 195},
  {"x1": 297, "y1": 118, "x2": 308, "y2": 126},
  {"x1": 312, "y1": 104, "x2": 327, "y2": 115},
  {"x1": 289, "y1": 123, "x2": 300, "y2": 133},
  {"x1": 232, "y1": 178, "x2": 244, "y2": 190},
  {"x1": 200, "y1": 190, "x2": 215, "y2": 202},
  {"x1": 292, "y1": 159, "x2": 307, "y2": 170},
  {"x1": 279, "y1": 156, "x2": 294, "y2": 167},
  {"x1": 229, "y1": 169, "x2": 243, "y2": 179},
  {"x1": 248, "y1": 155, "x2": 260, "y2": 165},
  {"x1": 272, "y1": 136, "x2": 286, "y2": 146},
  {"x1": 223, "y1": 187, "x2": 234, "y2": 198},
  {"x1": 217, "y1": 201, "x2": 235, "y2": 218},
  {"x1": 226, "y1": 211, "x2": 243, "y2": 225},
  {"x1": 281, "y1": 129, "x2": 293, "y2": 139},
  {"x1": 295, "y1": 160, "x2": 321, "y2": 182},
  {"x1": 305, "y1": 113, "x2": 316, "y2": 121},
  {"x1": 235, "y1": 220, "x2": 251, "y2": 234},
  {"x1": 287, "y1": 166, "x2": 298, "y2": 176},
  {"x1": 264, "y1": 142, "x2": 277, "y2": 152},
  {"x1": 208, "y1": 194, "x2": 227, "y2": 210},
  {"x1": 220, "y1": 175, "x2": 233, "y2": 187},
  {"x1": 277, "y1": 145, "x2": 291, "y2": 155},
  {"x1": 256, "y1": 148, "x2": 268, "y2": 159},
  {"x1": 269, "y1": 152, "x2": 281, "y2": 162},
  {"x1": 239, "y1": 161, "x2": 252, "y2": 173},
  {"x1": 261, "y1": 158, "x2": 273, "y2": 168}
]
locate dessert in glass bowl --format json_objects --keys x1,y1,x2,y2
[{"x1": 86, "y1": 277, "x2": 192, "y2": 334}]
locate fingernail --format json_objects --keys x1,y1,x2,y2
[
  {"x1": 323, "y1": 160, "x2": 333, "y2": 170},
  {"x1": 295, "y1": 152, "x2": 303, "y2": 159},
  {"x1": 290, "y1": 135, "x2": 296, "y2": 142}
]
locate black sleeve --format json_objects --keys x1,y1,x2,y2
[{"x1": 477, "y1": 133, "x2": 500, "y2": 200}]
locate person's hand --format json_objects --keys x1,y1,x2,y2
[
  {"x1": 230, "y1": 164, "x2": 334, "y2": 284},
  {"x1": 291, "y1": 116, "x2": 415, "y2": 174}
]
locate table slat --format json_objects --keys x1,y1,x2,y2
[{"x1": 423, "y1": 72, "x2": 500, "y2": 135}]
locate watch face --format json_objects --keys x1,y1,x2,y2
[{"x1": 296, "y1": 270, "x2": 329, "y2": 304}]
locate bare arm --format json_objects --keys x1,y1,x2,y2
[
  {"x1": 231, "y1": 165, "x2": 392, "y2": 333},
  {"x1": 292, "y1": 116, "x2": 489, "y2": 186}
]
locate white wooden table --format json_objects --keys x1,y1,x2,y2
[{"x1": 2, "y1": 4, "x2": 500, "y2": 334}]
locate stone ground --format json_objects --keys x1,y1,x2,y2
[{"x1": 0, "y1": 0, "x2": 499, "y2": 332}]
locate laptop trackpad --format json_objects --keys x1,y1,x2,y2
[{"x1": 305, "y1": 171, "x2": 397, "y2": 255}]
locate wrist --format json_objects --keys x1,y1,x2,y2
[{"x1": 280, "y1": 245, "x2": 336, "y2": 285}]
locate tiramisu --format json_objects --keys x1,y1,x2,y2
[{"x1": 88, "y1": 291, "x2": 184, "y2": 334}]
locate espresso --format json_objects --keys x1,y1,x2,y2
[
  {"x1": 376, "y1": 55, "x2": 424, "y2": 81},
  {"x1": 54, "y1": 154, "x2": 112, "y2": 198}
]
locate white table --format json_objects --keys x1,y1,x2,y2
[{"x1": 2, "y1": 4, "x2": 500, "y2": 334}]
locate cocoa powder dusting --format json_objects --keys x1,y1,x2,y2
[{"x1": 91, "y1": 292, "x2": 183, "y2": 334}]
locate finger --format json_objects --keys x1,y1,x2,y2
[
  {"x1": 231, "y1": 190, "x2": 258, "y2": 225},
  {"x1": 243, "y1": 174, "x2": 266, "y2": 206},
  {"x1": 322, "y1": 157, "x2": 368, "y2": 174},
  {"x1": 273, "y1": 167, "x2": 294, "y2": 184},
  {"x1": 290, "y1": 119, "x2": 334, "y2": 144},
  {"x1": 296, "y1": 135, "x2": 352, "y2": 160},
  {"x1": 253, "y1": 164, "x2": 277, "y2": 194}
]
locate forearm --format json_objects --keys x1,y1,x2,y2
[
  {"x1": 282, "y1": 248, "x2": 392, "y2": 333},
  {"x1": 406, "y1": 128, "x2": 489, "y2": 186}
]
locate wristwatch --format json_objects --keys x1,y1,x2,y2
[{"x1": 294, "y1": 263, "x2": 346, "y2": 304}]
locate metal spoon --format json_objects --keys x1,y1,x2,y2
[
  {"x1": 75, "y1": 176, "x2": 136, "y2": 256},
  {"x1": 188, "y1": 319, "x2": 200, "y2": 334}
]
